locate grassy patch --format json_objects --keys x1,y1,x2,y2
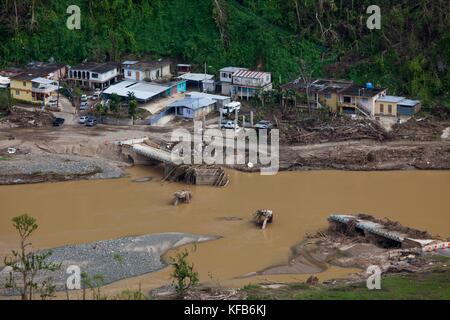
[
  {"x1": 244, "y1": 268, "x2": 450, "y2": 300},
  {"x1": 0, "y1": 156, "x2": 12, "y2": 161}
]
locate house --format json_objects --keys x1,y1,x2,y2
[
  {"x1": 0, "y1": 68, "x2": 24, "y2": 89},
  {"x1": 187, "y1": 92, "x2": 231, "y2": 108},
  {"x1": 282, "y1": 77, "x2": 421, "y2": 118},
  {"x1": 219, "y1": 67, "x2": 248, "y2": 95},
  {"x1": 337, "y1": 83, "x2": 387, "y2": 116},
  {"x1": 103, "y1": 80, "x2": 187, "y2": 103},
  {"x1": 176, "y1": 64, "x2": 192, "y2": 75},
  {"x1": 177, "y1": 73, "x2": 215, "y2": 92},
  {"x1": 122, "y1": 60, "x2": 172, "y2": 82},
  {"x1": 281, "y1": 78, "x2": 354, "y2": 112},
  {"x1": 9, "y1": 62, "x2": 66, "y2": 105},
  {"x1": 165, "y1": 96, "x2": 216, "y2": 120},
  {"x1": 230, "y1": 70, "x2": 272, "y2": 100},
  {"x1": 375, "y1": 96, "x2": 421, "y2": 118},
  {"x1": 68, "y1": 62, "x2": 119, "y2": 89}
]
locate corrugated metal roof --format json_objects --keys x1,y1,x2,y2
[
  {"x1": 398, "y1": 99, "x2": 420, "y2": 107},
  {"x1": 376, "y1": 95, "x2": 406, "y2": 103},
  {"x1": 220, "y1": 66, "x2": 248, "y2": 73},
  {"x1": 103, "y1": 80, "x2": 169, "y2": 101},
  {"x1": 233, "y1": 70, "x2": 268, "y2": 79},
  {"x1": 168, "y1": 97, "x2": 215, "y2": 111},
  {"x1": 178, "y1": 73, "x2": 214, "y2": 82}
]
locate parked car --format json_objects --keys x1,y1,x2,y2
[
  {"x1": 254, "y1": 120, "x2": 274, "y2": 130},
  {"x1": 92, "y1": 89, "x2": 102, "y2": 101},
  {"x1": 86, "y1": 117, "x2": 98, "y2": 127},
  {"x1": 80, "y1": 102, "x2": 88, "y2": 110},
  {"x1": 47, "y1": 97, "x2": 58, "y2": 108},
  {"x1": 81, "y1": 94, "x2": 88, "y2": 102},
  {"x1": 79, "y1": 115, "x2": 89, "y2": 124},
  {"x1": 52, "y1": 117, "x2": 65, "y2": 127},
  {"x1": 221, "y1": 120, "x2": 239, "y2": 130},
  {"x1": 220, "y1": 102, "x2": 241, "y2": 116}
]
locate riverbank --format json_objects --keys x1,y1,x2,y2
[
  {"x1": 0, "y1": 233, "x2": 218, "y2": 296},
  {"x1": 0, "y1": 154, "x2": 124, "y2": 185}
]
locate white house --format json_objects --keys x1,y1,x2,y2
[
  {"x1": 230, "y1": 70, "x2": 272, "y2": 100},
  {"x1": 68, "y1": 62, "x2": 119, "y2": 89},
  {"x1": 219, "y1": 67, "x2": 248, "y2": 95},
  {"x1": 122, "y1": 60, "x2": 171, "y2": 82}
]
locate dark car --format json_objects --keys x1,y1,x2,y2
[
  {"x1": 52, "y1": 117, "x2": 65, "y2": 127},
  {"x1": 86, "y1": 117, "x2": 98, "y2": 127},
  {"x1": 254, "y1": 120, "x2": 273, "y2": 130}
]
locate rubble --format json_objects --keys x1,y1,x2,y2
[
  {"x1": 391, "y1": 117, "x2": 450, "y2": 141},
  {"x1": 279, "y1": 116, "x2": 388, "y2": 145},
  {"x1": 0, "y1": 107, "x2": 55, "y2": 128},
  {"x1": 173, "y1": 190, "x2": 192, "y2": 206},
  {"x1": 253, "y1": 210, "x2": 274, "y2": 229}
]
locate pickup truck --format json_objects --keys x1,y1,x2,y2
[{"x1": 220, "y1": 102, "x2": 241, "y2": 116}]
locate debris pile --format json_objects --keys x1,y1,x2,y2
[
  {"x1": 280, "y1": 116, "x2": 388, "y2": 145},
  {"x1": 163, "y1": 165, "x2": 229, "y2": 187},
  {"x1": 173, "y1": 190, "x2": 192, "y2": 206},
  {"x1": 0, "y1": 107, "x2": 54, "y2": 128},
  {"x1": 253, "y1": 210, "x2": 274, "y2": 229},
  {"x1": 391, "y1": 117, "x2": 449, "y2": 141}
]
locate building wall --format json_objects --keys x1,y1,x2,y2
[
  {"x1": 10, "y1": 79, "x2": 33, "y2": 103},
  {"x1": 375, "y1": 101, "x2": 398, "y2": 116},
  {"x1": 221, "y1": 83, "x2": 231, "y2": 96},
  {"x1": 319, "y1": 92, "x2": 339, "y2": 112}
]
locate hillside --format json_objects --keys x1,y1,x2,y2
[{"x1": 0, "y1": 0, "x2": 449, "y2": 107}]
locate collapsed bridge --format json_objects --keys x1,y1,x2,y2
[{"x1": 118, "y1": 137, "x2": 229, "y2": 187}]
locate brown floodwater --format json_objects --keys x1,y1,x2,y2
[{"x1": 0, "y1": 167, "x2": 449, "y2": 295}]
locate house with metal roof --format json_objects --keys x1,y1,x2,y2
[
  {"x1": 103, "y1": 79, "x2": 187, "y2": 103},
  {"x1": 230, "y1": 69, "x2": 272, "y2": 100},
  {"x1": 9, "y1": 62, "x2": 66, "y2": 105},
  {"x1": 164, "y1": 96, "x2": 217, "y2": 120},
  {"x1": 68, "y1": 62, "x2": 119, "y2": 90},
  {"x1": 375, "y1": 95, "x2": 421, "y2": 117},
  {"x1": 122, "y1": 60, "x2": 172, "y2": 82},
  {"x1": 281, "y1": 78, "x2": 354, "y2": 112},
  {"x1": 219, "y1": 67, "x2": 248, "y2": 95}
]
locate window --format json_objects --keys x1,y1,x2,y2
[
  {"x1": 388, "y1": 105, "x2": 393, "y2": 114},
  {"x1": 91, "y1": 73, "x2": 99, "y2": 79},
  {"x1": 362, "y1": 98, "x2": 368, "y2": 103},
  {"x1": 324, "y1": 93, "x2": 332, "y2": 99},
  {"x1": 343, "y1": 96, "x2": 352, "y2": 103},
  {"x1": 127, "y1": 71, "x2": 132, "y2": 77},
  {"x1": 380, "y1": 104, "x2": 384, "y2": 113},
  {"x1": 23, "y1": 81, "x2": 27, "y2": 87},
  {"x1": 15, "y1": 90, "x2": 20, "y2": 95}
]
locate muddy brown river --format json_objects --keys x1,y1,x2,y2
[{"x1": 1, "y1": 167, "x2": 449, "y2": 295}]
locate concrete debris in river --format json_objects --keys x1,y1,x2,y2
[
  {"x1": 253, "y1": 210, "x2": 274, "y2": 229},
  {"x1": 173, "y1": 190, "x2": 193, "y2": 206}
]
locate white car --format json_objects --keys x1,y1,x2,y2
[
  {"x1": 47, "y1": 98, "x2": 58, "y2": 108},
  {"x1": 221, "y1": 120, "x2": 239, "y2": 130},
  {"x1": 220, "y1": 102, "x2": 241, "y2": 116},
  {"x1": 80, "y1": 102, "x2": 88, "y2": 110},
  {"x1": 79, "y1": 116, "x2": 89, "y2": 124},
  {"x1": 81, "y1": 94, "x2": 88, "y2": 102}
]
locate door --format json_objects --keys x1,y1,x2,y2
[{"x1": 136, "y1": 72, "x2": 140, "y2": 81}]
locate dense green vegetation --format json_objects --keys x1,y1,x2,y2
[
  {"x1": 244, "y1": 266, "x2": 450, "y2": 300},
  {"x1": 0, "y1": 0, "x2": 449, "y2": 107}
]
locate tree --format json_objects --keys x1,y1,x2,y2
[
  {"x1": 0, "y1": 89, "x2": 12, "y2": 115},
  {"x1": 3, "y1": 214, "x2": 60, "y2": 300},
  {"x1": 127, "y1": 92, "x2": 138, "y2": 119},
  {"x1": 109, "y1": 93, "x2": 121, "y2": 115},
  {"x1": 169, "y1": 249, "x2": 199, "y2": 297}
]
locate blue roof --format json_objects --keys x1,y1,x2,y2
[{"x1": 168, "y1": 97, "x2": 215, "y2": 111}]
